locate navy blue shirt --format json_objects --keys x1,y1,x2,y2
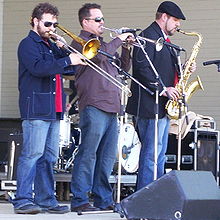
[{"x1": 18, "y1": 30, "x2": 75, "y2": 120}]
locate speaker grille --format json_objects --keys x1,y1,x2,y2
[{"x1": 166, "y1": 130, "x2": 219, "y2": 182}]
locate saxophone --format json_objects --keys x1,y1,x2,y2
[{"x1": 165, "y1": 29, "x2": 204, "y2": 120}]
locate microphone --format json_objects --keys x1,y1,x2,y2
[
  {"x1": 203, "y1": 60, "x2": 220, "y2": 72},
  {"x1": 114, "y1": 28, "x2": 141, "y2": 35},
  {"x1": 163, "y1": 40, "x2": 185, "y2": 52},
  {"x1": 203, "y1": 60, "x2": 220, "y2": 66},
  {"x1": 98, "y1": 49, "x2": 117, "y2": 60}
]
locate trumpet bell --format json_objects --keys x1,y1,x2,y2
[
  {"x1": 156, "y1": 37, "x2": 164, "y2": 51},
  {"x1": 83, "y1": 39, "x2": 101, "y2": 59}
]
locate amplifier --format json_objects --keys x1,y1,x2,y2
[
  {"x1": 166, "y1": 130, "x2": 220, "y2": 184},
  {"x1": 193, "y1": 119, "x2": 216, "y2": 131}
]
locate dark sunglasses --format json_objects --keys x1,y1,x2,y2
[
  {"x1": 85, "y1": 17, "x2": 104, "y2": 22},
  {"x1": 42, "y1": 21, "x2": 58, "y2": 28}
]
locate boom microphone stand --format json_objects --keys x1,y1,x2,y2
[
  {"x1": 98, "y1": 51, "x2": 153, "y2": 216},
  {"x1": 110, "y1": 59, "x2": 153, "y2": 216},
  {"x1": 135, "y1": 36, "x2": 171, "y2": 181}
]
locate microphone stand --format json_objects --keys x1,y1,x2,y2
[
  {"x1": 175, "y1": 50, "x2": 188, "y2": 170},
  {"x1": 135, "y1": 36, "x2": 171, "y2": 181},
  {"x1": 98, "y1": 49, "x2": 153, "y2": 96},
  {"x1": 103, "y1": 56, "x2": 153, "y2": 217}
]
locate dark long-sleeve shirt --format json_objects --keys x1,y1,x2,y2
[{"x1": 70, "y1": 30, "x2": 131, "y2": 114}]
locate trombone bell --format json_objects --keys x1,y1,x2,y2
[{"x1": 83, "y1": 39, "x2": 101, "y2": 59}]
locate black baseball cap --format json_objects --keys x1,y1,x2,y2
[{"x1": 157, "y1": 1, "x2": 186, "y2": 20}]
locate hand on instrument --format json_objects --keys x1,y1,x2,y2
[
  {"x1": 122, "y1": 35, "x2": 136, "y2": 49},
  {"x1": 69, "y1": 53, "x2": 87, "y2": 66},
  {"x1": 189, "y1": 61, "x2": 197, "y2": 73},
  {"x1": 163, "y1": 87, "x2": 180, "y2": 101},
  {"x1": 184, "y1": 60, "x2": 197, "y2": 73},
  {"x1": 55, "y1": 36, "x2": 67, "y2": 48},
  {"x1": 117, "y1": 32, "x2": 134, "y2": 42}
]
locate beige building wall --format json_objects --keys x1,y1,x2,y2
[{"x1": 1, "y1": 0, "x2": 220, "y2": 129}]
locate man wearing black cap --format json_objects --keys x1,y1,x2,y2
[{"x1": 126, "y1": 1, "x2": 188, "y2": 190}]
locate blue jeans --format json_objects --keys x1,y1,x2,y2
[
  {"x1": 12, "y1": 120, "x2": 60, "y2": 209},
  {"x1": 136, "y1": 116, "x2": 170, "y2": 190},
  {"x1": 70, "y1": 106, "x2": 118, "y2": 208}
]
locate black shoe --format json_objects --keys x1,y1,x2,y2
[
  {"x1": 44, "y1": 205, "x2": 70, "y2": 214},
  {"x1": 14, "y1": 204, "x2": 42, "y2": 214},
  {"x1": 71, "y1": 203, "x2": 100, "y2": 212}
]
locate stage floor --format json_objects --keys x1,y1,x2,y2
[{"x1": 0, "y1": 201, "x2": 123, "y2": 220}]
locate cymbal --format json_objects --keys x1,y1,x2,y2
[{"x1": 64, "y1": 88, "x2": 73, "y2": 96}]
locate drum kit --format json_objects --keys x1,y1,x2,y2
[
  {"x1": 55, "y1": 88, "x2": 81, "y2": 173},
  {"x1": 56, "y1": 90, "x2": 142, "y2": 175},
  {"x1": 56, "y1": 117, "x2": 141, "y2": 175}
]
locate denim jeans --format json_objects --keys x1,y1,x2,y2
[
  {"x1": 12, "y1": 120, "x2": 60, "y2": 209},
  {"x1": 70, "y1": 106, "x2": 118, "y2": 208},
  {"x1": 136, "y1": 116, "x2": 170, "y2": 190}
]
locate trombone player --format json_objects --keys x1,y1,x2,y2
[{"x1": 69, "y1": 3, "x2": 134, "y2": 213}]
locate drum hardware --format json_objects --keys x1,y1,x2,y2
[
  {"x1": 64, "y1": 147, "x2": 78, "y2": 171},
  {"x1": 68, "y1": 96, "x2": 80, "y2": 126},
  {"x1": 69, "y1": 114, "x2": 80, "y2": 126},
  {"x1": 56, "y1": 126, "x2": 81, "y2": 173},
  {"x1": 63, "y1": 88, "x2": 73, "y2": 96}
]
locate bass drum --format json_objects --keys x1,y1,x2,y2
[{"x1": 118, "y1": 123, "x2": 141, "y2": 173}]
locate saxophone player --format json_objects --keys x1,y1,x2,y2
[{"x1": 126, "y1": 1, "x2": 196, "y2": 190}]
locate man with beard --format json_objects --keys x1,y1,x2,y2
[
  {"x1": 126, "y1": 1, "x2": 193, "y2": 189},
  {"x1": 11, "y1": 2, "x2": 85, "y2": 214}
]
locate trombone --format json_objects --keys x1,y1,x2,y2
[
  {"x1": 50, "y1": 24, "x2": 132, "y2": 97},
  {"x1": 102, "y1": 26, "x2": 164, "y2": 51}
]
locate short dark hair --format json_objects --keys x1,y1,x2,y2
[
  {"x1": 78, "y1": 3, "x2": 101, "y2": 27},
  {"x1": 155, "y1": 11, "x2": 170, "y2": 20},
  {"x1": 30, "y1": 2, "x2": 59, "y2": 27}
]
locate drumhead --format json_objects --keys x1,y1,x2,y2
[{"x1": 117, "y1": 123, "x2": 141, "y2": 173}]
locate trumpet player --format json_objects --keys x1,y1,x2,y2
[
  {"x1": 126, "y1": 1, "x2": 194, "y2": 189},
  {"x1": 11, "y1": 2, "x2": 85, "y2": 215},
  {"x1": 70, "y1": 3, "x2": 134, "y2": 213}
]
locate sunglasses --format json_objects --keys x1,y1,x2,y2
[
  {"x1": 41, "y1": 21, "x2": 58, "y2": 28},
  {"x1": 85, "y1": 17, "x2": 104, "y2": 22}
]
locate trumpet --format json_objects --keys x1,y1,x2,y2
[
  {"x1": 50, "y1": 24, "x2": 132, "y2": 97},
  {"x1": 135, "y1": 36, "x2": 164, "y2": 51},
  {"x1": 102, "y1": 26, "x2": 164, "y2": 51}
]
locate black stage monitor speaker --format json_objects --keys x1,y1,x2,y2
[{"x1": 120, "y1": 170, "x2": 220, "y2": 220}]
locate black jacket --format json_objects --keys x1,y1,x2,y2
[{"x1": 126, "y1": 21, "x2": 178, "y2": 119}]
